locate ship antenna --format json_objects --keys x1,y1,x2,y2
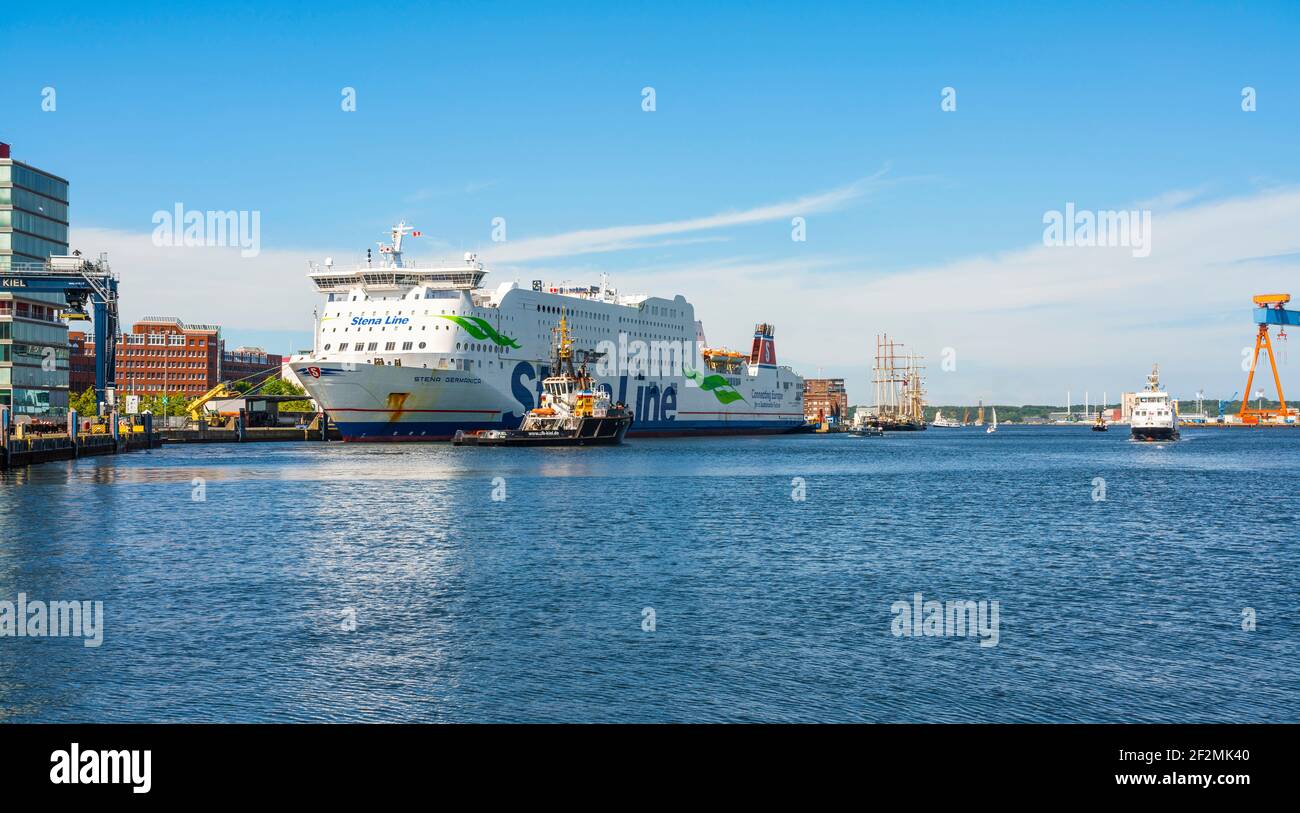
[{"x1": 380, "y1": 220, "x2": 413, "y2": 268}]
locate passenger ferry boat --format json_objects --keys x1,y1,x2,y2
[
  {"x1": 930, "y1": 409, "x2": 962, "y2": 428},
  {"x1": 290, "y1": 223, "x2": 806, "y2": 441},
  {"x1": 1130, "y1": 364, "x2": 1179, "y2": 442}
]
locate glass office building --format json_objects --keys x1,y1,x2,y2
[
  {"x1": 0, "y1": 143, "x2": 72, "y2": 419},
  {"x1": 0, "y1": 143, "x2": 70, "y2": 269}
]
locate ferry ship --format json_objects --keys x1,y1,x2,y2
[
  {"x1": 1130, "y1": 364, "x2": 1179, "y2": 442},
  {"x1": 289, "y1": 223, "x2": 806, "y2": 441}
]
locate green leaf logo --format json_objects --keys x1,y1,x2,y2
[
  {"x1": 439, "y1": 315, "x2": 522, "y2": 348},
  {"x1": 683, "y1": 364, "x2": 747, "y2": 404}
]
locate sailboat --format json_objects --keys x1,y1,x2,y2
[{"x1": 986, "y1": 407, "x2": 998, "y2": 434}]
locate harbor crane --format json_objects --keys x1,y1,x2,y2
[
  {"x1": 1239, "y1": 293, "x2": 1298, "y2": 425},
  {"x1": 1, "y1": 255, "x2": 119, "y2": 414}
]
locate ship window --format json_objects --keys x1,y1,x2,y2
[
  {"x1": 324, "y1": 344, "x2": 331, "y2": 351},
  {"x1": 402, "y1": 342, "x2": 413, "y2": 351},
  {"x1": 338, "y1": 343, "x2": 349, "y2": 351},
  {"x1": 367, "y1": 342, "x2": 378, "y2": 351},
  {"x1": 418, "y1": 342, "x2": 426, "y2": 349}
]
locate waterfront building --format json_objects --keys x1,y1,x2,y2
[
  {"x1": 1121, "y1": 392, "x2": 1139, "y2": 422},
  {"x1": 0, "y1": 142, "x2": 70, "y2": 269},
  {"x1": 0, "y1": 143, "x2": 72, "y2": 418},
  {"x1": 99, "y1": 317, "x2": 222, "y2": 398},
  {"x1": 67, "y1": 329, "x2": 96, "y2": 395},
  {"x1": 0, "y1": 290, "x2": 71, "y2": 418},
  {"x1": 81, "y1": 319, "x2": 282, "y2": 397},
  {"x1": 804, "y1": 378, "x2": 848, "y2": 423},
  {"x1": 222, "y1": 346, "x2": 282, "y2": 386}
]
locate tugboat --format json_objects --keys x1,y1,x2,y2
[
  {"x1": 452, "y1": 311, "x2": 632, "y2": 446},
  {"x1": 1092, "y1": 407, "x2": 1109, "y2": 432},
  {"x1": 1130, "y1": 364, "x2": 1179, "y2": 442}
]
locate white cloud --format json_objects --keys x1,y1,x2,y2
[
  {"x1": 480, "y1": 173, "x2": 884, "y2": 263},
  {"x1": 611, "y1": 188, "x2": 1300, "y2": 404},
  {"x1": 72, "y1": 184, "x2": 1300, "y2": 405},
  {"x1": 68, "y1": 227, "x2": 327, "y2": 330}
]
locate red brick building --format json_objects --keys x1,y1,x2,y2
[
  {"x1": 67, "y1": 330, "x2": 97, "y2": 396},
  {"x1": 222, "y1": 346, "x2": 283, "y2": 386},
  {"x1": 112, "y1": 317, "x2": 222, "y2": 398},
  {"x1": 80, "y1": 317, "x2": 282, "y2": 397},
  {"x1": 803, "y1": 378, "x2": 848, "y2": 423}
]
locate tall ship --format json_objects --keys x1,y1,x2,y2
[
  {"x1": 1130, "y1": 364, "x2": 1179, "y2": 442},
  {"x1": 288, "y1": 223, "x2": 805, "y2": 441},
  {"x1": 868, "y1": 334, "x2": 926, "y2": 431}
]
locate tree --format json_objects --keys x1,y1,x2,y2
[
  {"x1": 70, "y1": 387, "x2": 98, "y2": 417},
  {"x1": 258, "y1": 377, "x2": 314, "y2": 412}
]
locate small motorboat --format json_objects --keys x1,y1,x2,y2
[{"x1": 847, "y1": 424, "x2": 885, "y2": 437}]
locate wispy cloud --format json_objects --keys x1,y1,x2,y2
[
  {"x1": 610, "y1": 187, "x2": 1300, "y2": 403},
  {"x1": 480, "y1": 172, "x2": 886, "y2": 263}
]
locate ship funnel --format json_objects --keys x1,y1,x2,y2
[{"x1": 750, "y1": 323, "x2": 777, "y2": 367}]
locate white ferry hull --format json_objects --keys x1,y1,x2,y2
[{"x1": 293, "y1": 360, "x2": 805, "y2": 441}]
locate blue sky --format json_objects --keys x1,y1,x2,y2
[{"x1": 4, "y1": 1, "x2": 1299, "y2": 403}]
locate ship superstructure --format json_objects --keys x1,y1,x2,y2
[{"x1": 290, "y1": 223, "x2": 805, "y2": 440}]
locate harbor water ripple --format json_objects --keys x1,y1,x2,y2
[{"x1": 2, "y1": 426, "x2": 1297, "y2": 722}]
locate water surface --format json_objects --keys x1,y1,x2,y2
[{"x1": 2, "y1": 426, "x2": 1297, "y2": 722}]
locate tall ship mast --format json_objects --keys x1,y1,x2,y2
[
  {"x1": 289, "y1": 222, "x2": 806, "y2": 441},
  {"x1": 870, "y1": 334, "x2": 926, "y2": 431}
]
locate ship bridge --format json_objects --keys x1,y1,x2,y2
[
  {"x1": 308, "y1": 221, "x2": 488, "y2": 297},
  {"x1": 309, "y1": 260, "x2": 487, "y2": 296}
]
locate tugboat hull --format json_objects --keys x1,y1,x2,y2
[{"x1": 452, "y1": 415, "x2": 632, "y2": 446}]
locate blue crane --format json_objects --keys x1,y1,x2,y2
[{"x1": 1, "y1": 255, "x2": 119, "y2": 414}]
